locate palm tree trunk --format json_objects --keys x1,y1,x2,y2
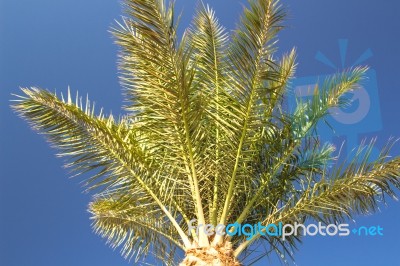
[{"x1": 179, "y1": 242, "x2": 241, "y2": 266}]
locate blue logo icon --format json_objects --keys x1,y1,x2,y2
[{"x1": 289, "y1": 39, "x2": 382, "y2": 156}]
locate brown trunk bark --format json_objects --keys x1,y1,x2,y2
[{"x1": 179, "y1": 242, "x2": 241, "y2": 266}]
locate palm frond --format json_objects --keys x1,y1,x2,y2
[
  {"x1": 90, "y1": 193, "x2": 184, "y2": 263},
  {"x1": 231, "y1": 66, "x2": 367, "y2": 229},
  {"x1": 217, "y1": 0, "x2": 287, "y2": 232},
  {"x1": 291, "y1": 66, "x2": 367, "y2": 139},
  {"x1": 114, "y1": 2, "x2": 212, "y2": 244},
  {"x1": 234, "y1": 140, "x2": 400, "y2": 256},
  {"x1": 12, "y1": 87, "x2": 192, "y2": 255},
  {"x1": 186, "y1": 3, "x2": 231, "y2": 226}
]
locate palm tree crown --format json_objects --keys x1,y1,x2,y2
[{"x1": 12, "y1": 0, "x2": 400, "y2": 265}]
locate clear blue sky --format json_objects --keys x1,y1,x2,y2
[{"x1": 1, "y1": 0, "x2": 400, "y2": 265}]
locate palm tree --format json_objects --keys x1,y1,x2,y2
[{"x1": 12, "y1": 0, "x2": 400, "y2": 265}]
